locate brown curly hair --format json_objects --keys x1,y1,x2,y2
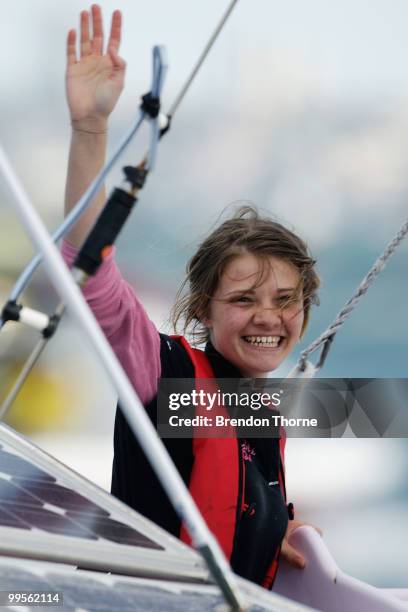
[{"x1": 171, "y1": 206, "x2": 320, "y2": 345}]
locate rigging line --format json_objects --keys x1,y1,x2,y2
[
  {"x1": 167, "y1": 0, "x2": 239, "y2": 118},
  {"x1": 2, "y1": 0, "x2": 238, "y2": 313},
  {"x1": 0, "y1": 0, "x2": 240, "y2": 401},
  {"x1": 0, "y1": 47, "x2": 167, "y2": 419},
  {"x1": 0, "y1": 143, "x2": 247, "y2": 612},
  {"x1": 0, "y1": 112, "x2": 145, "y2": 322},
  {"x1": 0, "y1": 315, "x2": 63, "y2": 421},
  {"x1": 137, "y1": 0, "x2": 240, "y2": 174},
  {"x1": 297, "y1": 215, "x2": 408, "y2": 373},
  {"x1": 145, "y1": 45, "x2": 168, "y2": 171}
]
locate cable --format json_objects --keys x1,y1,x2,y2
[
  {"x1": 168, "y1": 0, "x2": 239, "y2": 118},
  {"x1": 0, "y1": 141, "x2": 248, "y2": 612},
  {"x1": 1, "y1": 0, "x2": 239, "y2": 317},
  {"x1": 292, "y1": 216, "x2": 408, "y2": 376},
  {"x1": 0, "y1": 47, "x2": 167, "y2": 419},
  {"x1": 0, "y1": 111, "x2": 144, "y2": 325}
]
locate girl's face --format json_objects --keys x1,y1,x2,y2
[{"x1": 204, "y1": 253, "x2": 304, "y2": 377}]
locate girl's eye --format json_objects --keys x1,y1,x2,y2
[
  {"x1": 276, "y1": 295, "x2": 296, "y2": 308},
  {"x1": 234, "y1": 295, "x2": 253, "y2": 303}
]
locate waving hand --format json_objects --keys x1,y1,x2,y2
[{"x1": 66, "y1": 4, "x2": 126, "y2": 129}]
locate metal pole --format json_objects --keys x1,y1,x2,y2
[{"x1": 0, "y1": 144, "x2": 247, "y2": 611}]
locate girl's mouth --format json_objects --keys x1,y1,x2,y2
[{"x1": 242, "y1": 335, "x2": 283, "y2": 348}]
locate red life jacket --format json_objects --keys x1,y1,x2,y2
[{"x1": 172, "y1": 335, "x2": 288, "y2": 589}]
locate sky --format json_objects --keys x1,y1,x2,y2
[
  {"x1": 3, "y1": 0, "x2": 408, "y2": 98},
  {"x1": 2, "y1": 0, "x2": 408, "y2": 249}
]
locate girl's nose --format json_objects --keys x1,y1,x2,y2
[{"x1": 252, "y1": 304, "x2": 283, "y2": 327}]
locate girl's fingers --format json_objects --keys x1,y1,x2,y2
[
  {"x1": 108, "y1": 10, "x2": 122, "y2": 53},
  {"x1": 91, "y1": 4, "x2": 103, "y2": 55},
  {"x1": 108, "y1": 46, "x2": 126, "y2": 71},
  {"x1": 80, "y1": 10, "x2": 92, "y2": 57},
  {"x1": 280, "y1": 541, "x2": 306, "y2": 569},
  {"x1": 66, "y1": 29, "x2": 77, "y2": 66}
]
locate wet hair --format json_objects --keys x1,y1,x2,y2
[{"x1": 171, "y1": 205, "x2": 320, "y2": 345}]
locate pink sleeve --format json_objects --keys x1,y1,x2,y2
[{"x1": 61, "y1": 240, "x2": 161, "y2": 405}]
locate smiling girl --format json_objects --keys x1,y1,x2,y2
[
  {"x1": 172, "y1": 215, "x2": 318, "y2": 377},
  {"x1": 63, "y1": 4, "x2": 320, "y2": 589}
]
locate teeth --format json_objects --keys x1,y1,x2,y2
[{"x1": 244, "y1": 335, "x2": 281, "y2": 347}]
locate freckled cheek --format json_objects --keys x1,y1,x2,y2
[
  {"x1": 214, "y1": 309, "x2": 248, "y2": 343},
  {"x1": 227, "y1": 310, "x2": 250, "y2": 336}
]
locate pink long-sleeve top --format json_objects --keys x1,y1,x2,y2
[
  {"x1": 61, "y1": 240, "x2": 161, "y2": 405},
  {"x1": 62, "y1": 241, "x2": 290, "y2": 588}
]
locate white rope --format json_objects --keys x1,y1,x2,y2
[{"x1": 297, "y1": 217, "x2": 408, "y2": 373}]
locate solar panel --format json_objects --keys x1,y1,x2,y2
[
  {"x1": 0, "y1": 423, "x2": 207, "y2": 582},
  {"x1": 0, "y1": 554, "x2": 312, "y2": 612},
  {"x1": 0, "y1": 425, "x2": 314, "y2": 611}
]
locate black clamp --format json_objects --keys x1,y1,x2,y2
[
  {"x1": 123, "y1": 166, "x2": 148, "y2": 191},
  {"x1": 42, "y1": 314, "x2": 60, "y2": 339},
  {"x1": 160, "y1": 113, "x2": 172, "y2": 138},
  {"x1": 2, "y1": 300, "x2": 22, "y2": 323},
  {"x1": 2, "y1": 299, "x2": 59, "y2": 338},
  {"x1": 141, "y1": 92, "x2": 160, "y2": 119}
]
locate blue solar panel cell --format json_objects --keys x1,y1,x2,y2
[
  {"x1": 0, "y1": 449, "x2": 56, "y2": 482},
  {"x1": 0, "y1": 444, "x2": 165, "y2": 551},
  {"x1": 11, "y1": 478, "x2": 110, "y2": 515},
  {"x1": 0, "y1": 478, "x2": 43, "y2": 506},
  {"x1": 0, "y1": 427, "x2": 209, "y2": 583},
  {"x1": 6, "y1": 504, "x2": 99, "y2": 539},
  {"x1": 65, "y1": 512, "x2": 164, "y2": 549},
  {"x1": 0, "y1": 505, "x2": 30, "y2": 529}
]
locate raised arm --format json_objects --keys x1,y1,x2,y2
[
  {"x1": 63, "y1": 6, "x2": 161, "y2": 404},
  {"x1": 64, "y1": 4, "x2": 126, "y2": 247}
]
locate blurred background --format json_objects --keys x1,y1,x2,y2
[{"x1": 0, "y1": 0, "x2": 407, "y2": 589}]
